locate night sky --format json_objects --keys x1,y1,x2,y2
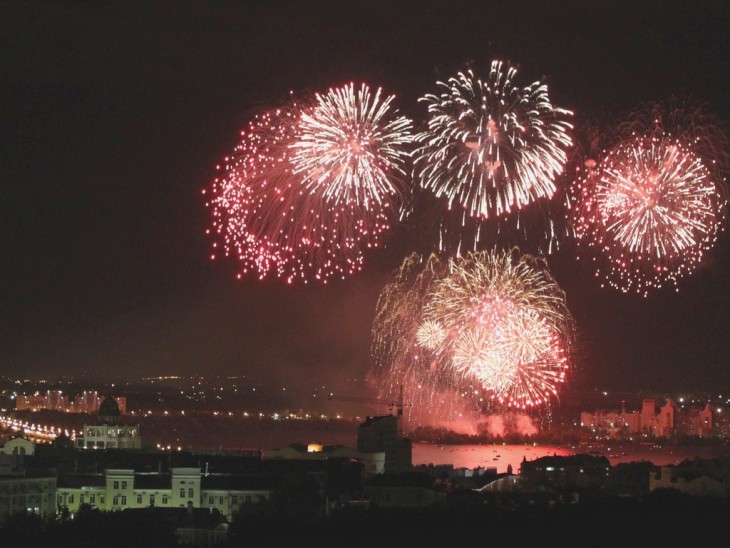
[{"x1": 2, "y1": 0, "x2": 729, "y2": 396}]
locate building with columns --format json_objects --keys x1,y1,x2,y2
[{"x1": 76, "y1": 396, "x2": 140, "y2": 450}]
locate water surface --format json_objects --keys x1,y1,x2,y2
[{"x1": 412, "y1": 442, "x2": 730, "y2": 473}]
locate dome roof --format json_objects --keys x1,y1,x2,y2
[{"x1": 98, "y1": 396, "x2": 121, "y2": 417}]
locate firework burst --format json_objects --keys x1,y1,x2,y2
[
  {"x1": 204, "y1": 84, "x2": 414, "y2": 284},
  {"x1": 290, "y1": 83, "x2": 414, "y2": 209},
  {"x1": 568, "y1": 99, "x2": 729, "y2": 295},
  {"x1": 423, "y1": 249, "x2": 574, "y2": 409},
  {"x1": 411, "y1": 60, "x2": 574, "y2": 255},
  {"x1": 371, "y1": 248, "x2": 575, "y2": 428}
]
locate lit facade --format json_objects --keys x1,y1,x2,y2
[
  {"x1": 78, "y1": 424, "x2": 140, "y2": 450},
  {"x1": 56, "y1": 467, "x2": 272, "y2": 521},
  {"x1": 581, "y1": 397, "x2": 715, "y2": 439},
  {"x1": 76, "y1": 396, "x2": 140, "y2": 450},
  {"x1": 15, "y1": 390, "x2": 126, "y2": 414}
]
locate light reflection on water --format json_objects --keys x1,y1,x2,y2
[{"x1": 412, "y1": 442, "x2": 730, "y2": 474}]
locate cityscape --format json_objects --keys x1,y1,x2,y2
[
  {"x1": 2, "y1": 375, "x2": 730, "y2": 447},
  {"x1": 3, "y1": 0, "x2": 730, "y2": 545},
  {"x1": 1, "y1": 375, "x2": 730, "y2": 544}
]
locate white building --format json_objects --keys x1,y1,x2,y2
[
  {"x1": 76, "y1": 396, "x2": 140, "y2": 450},
  {"x1": 56, "y1": 467, "x2": 273, "y2": 521}
]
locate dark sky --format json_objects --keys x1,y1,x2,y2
[{"x1": 2, "y1": 0, "x2": 729, "y2": 395}]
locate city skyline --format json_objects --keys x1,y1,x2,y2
[{"x1": 2, "y1": 1, "x2": 730, "y2": 405}]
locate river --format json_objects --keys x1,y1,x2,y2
[{"x1": 412, "y1": 442, "x2": 730, "y2": 473}]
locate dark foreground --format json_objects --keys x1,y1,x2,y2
[{"x1": 2, "y1": 490, "x2": 726, "y2": 547}]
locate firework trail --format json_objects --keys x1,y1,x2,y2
[
  {"x1": 568, "y1": 99, "x2": 729, "y2": 296},
  {"x1": 371, "y1": 248, "x2": 575, "y2": 429},
  {"x1": 204, "y1": 83, "x2": 414, "y2": 284},
  {"x1": 370, "y1": 252, "x2": 477, "y2": 427},
  {"x1": 411, "y1": 60, "x2": 574, "y2": 256}
]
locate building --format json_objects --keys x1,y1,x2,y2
[
  {"x1": 649, "y1": 466, "x2": 728, "y2": 498},
  {"x1": 357, "y1": 414, "x2": 412, "y2": 474},
  {"x1": 55, "y1": 466, "x2": 273, "y2": 521},
  {"x1": 476, "y1": 474, "x2": 521, "y2": 492},
  {"x1": 158, "y1": 506, "x2": 229, "y2": 546},
  {"x1": 0, "y1": 474, "x2": 57, "y2": 524},
  {"x1": 655, "y1": 399, "x2": 677, "y2": 437},
  {"x1": 685, "y1": 403, "x2": 713, "y2": 436},
  {"x1": 581, "y1": 397, "x2": 715, "y2": 439},
  {"x1": 0, "y1": 435, "x2": 35, "y2": 457},
  {"x1": 15, "y1": 390, "x2": 127, "y2": 414},
  {"x1": 0, "y1": 435, "x2": 35, "y2": 477},
  {"x1": 263, "y1": 443, "x2": 386, "y2": 475},
  {"x1": 363, "y1": 472, "x2": 448, "y2": 508},
  {"x1": 519, "y1": 454, "x2": 612, "y2": 492},
  {"x1": 13, "y1": 393, "x2": 47, "y2": 412},
  {"x1": 76, "y1": 396, "x2": 140, "y2": 450}
]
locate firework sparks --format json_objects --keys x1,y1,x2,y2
[
  {"x1": 370, "y1": 253, "x2": 481, "y2": 428},
  {"x1": 415, "y1": 319, "x2": 446, "y2": 350},
  {"x1": 423, "y1": 249, "x2": 573, "y2": 409},
  {"x1": 371, "y1": 248, "x2": 575, "y2": 428},
  {"x1": 290, "y1": 83, "x2": 414, "y2": 209},
  {"x1": 568, "y1": 100, "x2": 729, "y2": 295},
  {"x1": 204, "y1": 84, "x2": 414, "y2": 284},
  {"x1": 411, "y1": 60, "x2": 573, "y2": 255}
]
